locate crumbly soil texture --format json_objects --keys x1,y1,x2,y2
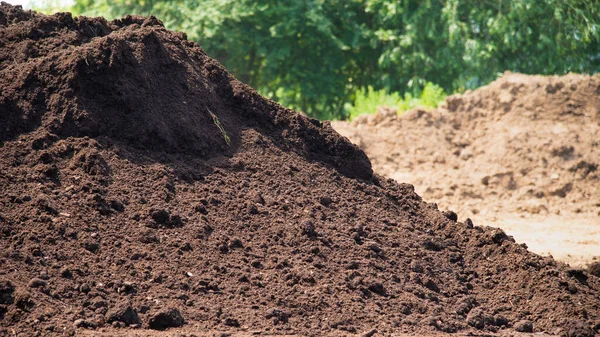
[
  {"x1": 0, "y1": 4, "x2": 599, "y2": 337},
  {"x1": 333, "y1": 72, "x2": 600, "y2": 267}
]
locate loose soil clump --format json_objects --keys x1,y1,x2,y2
[{"x1": 1, "y1": 4, "x2": 599, "y2": 336}]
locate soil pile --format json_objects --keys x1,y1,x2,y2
[
  {"x1": 1, "y1": 4, "x2": 599, "y2": 336},
  {"x1": 334, "y1": 73, "x2": 600, "y2": 266}
]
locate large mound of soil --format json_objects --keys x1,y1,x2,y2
[
  {"x1": 1, "y1": 4, "x2": 599, "y2": 336},
  {"x1": 334, "y1": 73, "x2": 600, "y2": 267}
]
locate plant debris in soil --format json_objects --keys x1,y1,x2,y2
[{"x1": 0, "y1": 3, "x2": 599, "y2": 336}]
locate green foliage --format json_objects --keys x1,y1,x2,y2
[
  {"x1": 347, "y1": 86, "x2": 403, "y2": 120},
  {"x1": 347, "y1": 82, "x2": 446, "y2": 120},
  {"x1": 398, "y1": 83, "x2": 447, "y2": 112},
  {"x1": 32, "y1": 0, "x2": 600, "y2": 120},
  {"x1": 29, "y1": 0, "x2": 70, "y2": 13}
]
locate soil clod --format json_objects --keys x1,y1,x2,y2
[
  {"x1": 588, "y1": 262, "x2": 600, "y2": 277},
  {"x1": 105, "y1": 301, "x2": 142, "y2": 326},
  {"x1": 514, "y1": 320, "x2": 534, "y2": 332},
  {"x1": 148, "y1": 308, "x2": 184, "y2": 330},
  {"x1": 27, "y1": 278, "x2": 46, "y2": 288}
]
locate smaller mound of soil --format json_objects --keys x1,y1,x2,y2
[
  {"x1": 334, "y1": 72, "x2": 600, "y2": 266},
  {"x1": 335, "y1": 72, "x2": 600, "y2": 219}
]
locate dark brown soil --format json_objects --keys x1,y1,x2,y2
[{"x1": 0, "y1": 4, "x2": 599, "y2": 336}]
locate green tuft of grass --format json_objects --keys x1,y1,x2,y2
[
  {"x1": 347, "y1": 86, "x2": 403, "y2": 121},
  {"x1": 347, "y1": 82, "x2": 447, "y2": 120}
]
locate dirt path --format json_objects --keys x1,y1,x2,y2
[
  {"x1": 384, "y1": 166, "x2": 600, "y2": 268},
  {"x1": 485, "y1": 214, "x2": 599, "y2": 267}
]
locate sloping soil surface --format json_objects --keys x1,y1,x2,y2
[{"x1": 333, "y1": 73, "x2": 600, "y2": 268}]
